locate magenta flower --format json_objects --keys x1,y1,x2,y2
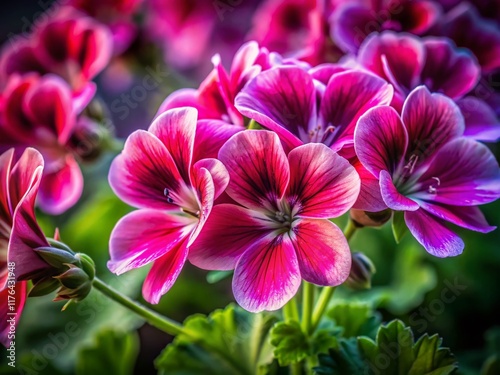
[
  {"x1": 356, "y1": 31, "x2": 500, "y2": 141},
  {"x1": 0, "y1": 9, "x2": 112, "y2": 91},
  {"x1": 0, "y1": 148, "x2": 48, "y2": 346},
  {"x1": 189, "y1": 130, "x2": 360, "y2": 312},
  {"x1": 235, "y1": 66, "x2": 393, "y2": 153},
  {"x1": 108, "y1": 108, "x2": 233, "y2": 304},
  {"x1": 156, "y1": 41, "x2": 306, "y2": 128},
  {"x1": 355, "y1": 86, "x2": 500, "y2": 257},
  {"x1": 0, "y1": 74, "x2": 90, "y2": 214},
  {"x1": 331, "y1": 0, "x2": 442, "y2": 54}
]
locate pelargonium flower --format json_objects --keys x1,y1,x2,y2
[
  {"x1": 355, "y1": 86, "x2": 500, "y2": 256},
  {"x1": 108, "y1": 108, "x2": 236, "y2": 304},
  {"x1": 157, "y1": 41, "x2": 305, "y2": 128},
  {"x1": 0, "y1": 74, "x2": 91, "y2": 214},
  {"x1": 356, "y1": 31, "x2": 500, "y2": 141},
  {"x1": 235, "y1": 66, "x2": 393, "y2": 153},
  {"x1": 189, "y1": 130, "x2": 360, "y2": 312},
  {"x1": 331, "y1": 0, "x2": 441, "y2": 54},
  {"x1": 0, "y1": 9, "x2": 112, "y2": 91},
  {"x1": 0, "y1": 148, "x2": 48, "y2": 346}
]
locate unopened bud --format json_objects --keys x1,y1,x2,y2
[
  {"x1": 350, "y1": 209, "x2": 391, "y2": 228},
  {"x1": 345, "y1": 252, "x2": 376, "y2": 290}
]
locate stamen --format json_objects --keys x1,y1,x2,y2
[
  {"x1": 404, "y1": 154, "x2": 419, "y2": 174},
  {"x1": 427, "y1": 177, "x2": 441, "y2": 194}
]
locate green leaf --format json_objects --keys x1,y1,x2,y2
[
  {"x1": 327, "y1": 302, "x2": 381, "y2": 338},
  {"x1": 76, "y1": 329, "x2": 139, "y2": 375},
  {"x1": 358, "y1": 320, "x2": 457, "y2": 375},
  {"x1": 315, "y1": 338, "x2": 366, "y2": 375},
  {"x1": 206, "y1": 270, "x2": 233, "y2": 284},
  {"x1": 392, "y1": 211, "x2": 408, "y2": 244},
  {"x1": 156, "y1": 304, "x2": 277, "y2": 375},
  {"x1": 270, "y1": 321, "x2": 338, "y2": 367}
]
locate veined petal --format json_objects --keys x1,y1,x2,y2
[
  {"x1": 108, "y1": 209, "x2": 195, "y2": 275},
  {"x1": 233, "y1": 234, "x2": 301, "y2": 313},
  {"x1": 411, "y1": 138, "x2": 500, "y2": 206},
  {"x1": 405, "y1": 209, "x2": 464, "y2": 257},
  {"x1": 287, "y1": 143, "x2": 360, "y2": 218},
  {"x1": 0, "y1": 282, "x2": 26, "y2": 347},
  {"x1": 156, "y1": 88, "x2": 224, "y2": 121},
  {"x1": 355, "y1": 106, "x2": 408, "y2": 177},
  {"x1": 0, "y1": 149, "x2": 14, "y2": 221},
  {"x1": 193, "y1": 119, "x2": 243, "y2": 162},
  {"x1": 189, "y1": 204, "x2": 271, "y2": 271},
  {"x1": 418, "y1": 202, "x2": 495, "y2": 233},
  {"x1": 148, "y1": 108, "x2": 197, "y2": 184},
  {"x1": 142, "y1": 238, "x2": 189, "y2": 304},
  {"x1": 218, "y1": 131, "x2": 290, "y2": 210},
  {"x1": 235, "y1": 67, "x2": 316, "y2": 149},
  {"x1": 38, "y1": 155, "x2": 83, "y2": 215},
  {"x1": 192, "y1": 159, "x2": 228, "y2": 200},
  {"x1": 352, "y1": 159, "x2": 388, "y2": 211},
  {"x1": 188, "y1": 165, "x2": 215, "y2": 245},
  {"x1": 402, "y1": 86, "x2": 464, "y2": 164},
  {"x1": 320, "y1": 70, "x2": 394, "y2": 151},
  {"x1": 109, "y1": 130, "x2": 188, "y2": 210},
  {"x1": 458, "y1": 97, "x2": 500, "y2": 142},
  {"x1": 291, "y1": 219, "x2": 351, "y2": 286},
  {"x1": 380, "y1": 170, "x2": 420, "y2": 211}
]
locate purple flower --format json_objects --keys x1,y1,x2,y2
[{"x1": 355, "y1": 86, "x2": 500, "y2": 257}]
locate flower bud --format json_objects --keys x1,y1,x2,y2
[
  {"x1": 345, "y1": 252, "x2": 376, "y2": 290},
  {"x1": 350, "y1": 209, "x2": 392, "y2": 228}
]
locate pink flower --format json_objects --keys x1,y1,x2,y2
[
  {"x1": 108, "y1": 108, "x2": 234, "y2": 304},
  {"x1": 355, "y1": 86, "x2": 500, "y2": 256},
  {"x1": 189, "y1": 130, "x2": 360, "y2": 312},
  {"x1": 0, "y1": 74, "x2": 89, "y2": 214},
  {"x1": 156, "y1": 41, "x2": 301, "y2": 128},
  {"x1": 0, "y1": 9, "x2": 112, "y2": 91},
  {"x1": 0, "y1": 148, "x2": 48, "y2": 346},
  {"x1": 331, "y1": 0, "x2": 442, "y2": 53}
]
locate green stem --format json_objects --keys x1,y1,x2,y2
[
  {"x1": 310, "y1": 220, "x2": 357, "y2": 332},
  {"x1": 283, "y1": 296, "x2": 300, "y2": 322},
  {"x1": 92, "y1": 277, "x2": 185, "y2": 336},
  {"x1": 301, "y1": 282, "x2": 315, "y2": 334},
  {"x1": 291, "y1": 362, "x2": 303, "y2": 375}
]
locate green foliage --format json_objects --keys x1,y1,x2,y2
[
  {"x1": 206, "y1": 270, "x2": 233, "y2": 284},
  {"x1": 76, "y1": 329, "x2": 139, "y2": 375},
  {"x1": 327, "y1": 302, "x2": 380, "y2": 339},
  {"x1": 392, "y1": 211, "x2": 408, "y2": 244},
  {"x1": 155, "y1": 304, "x2": 277, "y2": 375},
  {"x1": 316, "y1": 320, "x2": 457, "y2": 375}
]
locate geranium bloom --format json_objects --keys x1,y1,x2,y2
[
  {"x1": 331, "y1": 0, "x2": 441, "y2": 54},
  {"x1": 356, "y1": 31, "x2": 500, "y2": 141},
  {"x1": 0, "y1": 148, "x2": 48, "y2": 346},
  {"x1": 0, "y1": 74, "x2": 90, "y2": 214},
  {"x1": 189, "y1": 130, "x2": 360, "y2": 312},
  {"x1": 157, "y1": 41, "x2": 304, "y2": 127},
  {"x1": 0, "y1": 9, "x2": 112, "y2": 91},
  {"x1": 355, "y1": 86, "x2": 500, "y2": 256},
  {"x1": 108, "y1": 108, "x2": 233, "y2": 304},
  {"x1": 235, "y1": 66, "x2": 393, "y2": 153}
]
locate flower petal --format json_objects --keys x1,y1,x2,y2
[
  {"x1": 319, "y1": 70, "x2": 394, "y2": 151},
  {"x1": 108, "y1": 209, "x2": 195, "y2": 275},
  {"x1": 8, "y1": 148, "x2": 44, "y2": 211},
  {"x1": 287, "y1": 143, "x2": 360, "y2": 218},
  {"x1": 380, "y1": 170, "x2": 420, "y2": 211},
  {"x1": 411, "y1": 137, "x2": 500, "y2": 206},
  {"x1": 108, "y1": 130, "x2": 186, "y2": 210},
  {"x1": 291, "y1": 219, "x2": 351, "y2": 286},
  {"x1": 235, "y1": 67, "x2": 316, "y2": 149},
  {"x1": 352, "y1": 158, "x2": 388, "y2": 211},
  {"x1": 355, "y1": 106, "x2": 408, "y2": 177},
  {"x1": 458, "y1": 97, "x2": 500, "y2": 142},
  {"x1": 142, "y1": 238, "x2": 189, "y2": 304},
  {"x1": 218, "y1": 131, "x2": 290, "y2": 210},
  {"x1": 192, "y1": 159, "x2": 228, "y2": 200},
  {"x1": 193, "y1": 119, "x2": 243, "y2": 162},
  {"x1": 38, "y1": 154, "x2": 83, "y2": 215},
  {"x1": 189, "y1": 204, "x2": 271, "y2": 271},
  {"x1": 417, "y1": 201, "x2": 495, "y2": 233},
  {"x1": 405, "y1": 209, "x2": 464, "y2": 257},
  {"x1": 233, "y1": 234, "x2": 301, "y2": 312},
  {"x1": 402, "y1": 86, "x2": 464, "y2": 164},
  {"x1": 148, "y1": 108, "x2": 197, "y2": 184},
  {"x1": 0, "y1": 282, "x2": 26, "y2": 347}
]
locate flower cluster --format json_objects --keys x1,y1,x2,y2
[{"x1": 0, "y1": 0, "x2": 499, "y2": 322}]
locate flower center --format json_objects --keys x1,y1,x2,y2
[{"x1": 163, "y1": 187, "x2": 200, "y2": 218}]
